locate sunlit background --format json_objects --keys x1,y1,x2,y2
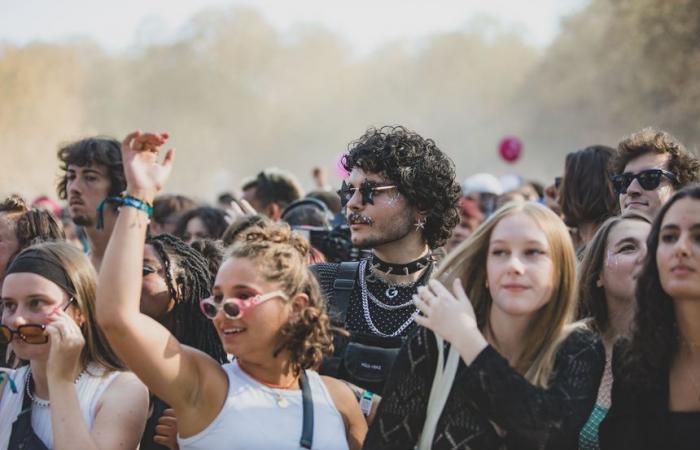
[{"x1": 1, "y1": 0, "x2": 698, "y2": 201}]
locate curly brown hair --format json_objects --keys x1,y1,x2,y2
[
  {"x1": 342, "y1": 125, "x2": 461, "y2": 249},
  {"x1": 227, "y1": 222, "x2": 335, "y2": 372},
  {"x1": 611, "y1": 127, "x2": 700, "y2": 188}
]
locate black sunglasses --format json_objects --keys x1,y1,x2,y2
[
  {"x1": 611, "y1": 169, "x2": 677, "y2": 194},
  {"x1": 0, "y1": 298, "x2": 76, "y2": 345},
  {"x1": 337, "y1": 180, "x2": 397, "y2": 208}
]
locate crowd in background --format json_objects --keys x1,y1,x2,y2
[{"x1": 0, "y1": 124, "x2": 699, "y2": 450}]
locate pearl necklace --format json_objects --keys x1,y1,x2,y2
[{"x1": 25, "y1": 368, "x2": 87, "y2": 408}]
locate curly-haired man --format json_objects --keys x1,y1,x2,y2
[
  {"x1": 611, "y1": 127, "x2": 699, "y2": 219},
  {"x1": 312, "y1": 125, "x2": 461, "y2": 404}
]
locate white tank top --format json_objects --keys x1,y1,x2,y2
[
  {"x1": 178, "y1": 360, "x2": 349, "y2": 450},
  {"x1": 0, "y1": 363, "x2": 120, "y2": 450}
]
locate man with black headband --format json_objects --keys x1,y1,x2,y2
[
  {"x1": 312, "y1": 126, "x2": 461, "y2": 403},
  {"x1": 56, "y1": 137, "x2": 126, "y2": 269}
]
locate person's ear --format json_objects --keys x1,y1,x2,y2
[
  {"x1": 596, "y1": 275, "x2": 603, "y2": 288},
  {"x1": 267, "y1": 202, "x2": 282, "y2": 221},
  {"x1": 289, "y1": 292, "x2": 309, "y2": 316}
]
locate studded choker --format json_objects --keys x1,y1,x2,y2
[{"x1": 370, "y1": 253, "x2": 434, "y2": 275}]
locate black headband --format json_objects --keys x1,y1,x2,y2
[{"x1": 5, "y1": 249, "x2": 76, "y2": 296}]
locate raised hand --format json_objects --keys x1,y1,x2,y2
[
  {"x1": 225, "y1": 198, "x2": 258, "y2": 223},
  {"x1": 121, "y1": 131, "x2": 175, "y2": 202},
  {"x1": 414, "y1": 279, "x2": 480, "y2": 345}
]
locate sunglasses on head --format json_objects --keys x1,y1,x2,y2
[
  {"x1": 337, "y1": 180, "x2": 397, "y2": 208},
  {"x1": 0, "y1": 298, "x2": 76, "y2": 345},
  {"x1": 611, "y1": 169, "x2": 677, "y2": 194},
  {"x1": 199, "y1": 290, "x2": 288, "y2": 320}
]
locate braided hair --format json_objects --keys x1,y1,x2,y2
[{"x1": 146, "y1": 234, "x2": 227, "y2": 363}]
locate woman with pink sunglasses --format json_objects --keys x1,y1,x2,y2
[{"x1": 96, "y1": 131, "x2": 366, "y2": 450}]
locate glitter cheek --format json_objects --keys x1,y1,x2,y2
[
  {"x1": 604, "y1": 250, "x2": 619, "y2": 270},
  {"x1": 385, "y1": 190, "x2": 401, "y2": 207}
]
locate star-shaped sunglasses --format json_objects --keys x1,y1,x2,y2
[{"x1": 337, "y1": 180, "x2": 398, "y2": 207}]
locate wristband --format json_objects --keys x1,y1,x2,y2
[
  {"x1": 359, "y1": 390, "x2": 374, "y2": 417},
  {"x1": 96, "y1": 195, "x2": 153, "y2": 229}
]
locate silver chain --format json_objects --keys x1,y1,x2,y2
[{"x1": 359, "y1": 259, "x2": 420, "y2": 337}]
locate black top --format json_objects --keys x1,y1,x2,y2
[
  {"x1": 312, "y1": 260, "x2": 433, "y2": 393},
  {"x1": 313, "y1": 260, "x2": 430, "y2": 337},
  {"x1": 599, "y1": 344, "x2": 700, "y2": 450},
  {"x1": 363, "y1": 326, "x2": 604, "y2": 450}
]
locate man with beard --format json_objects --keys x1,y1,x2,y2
[
  {"x1": 56, "y1": 137, "x2": 127, "y2": 269},
  {"x1": 312, "y1": 126, "x2": 461, "y2": 408}
]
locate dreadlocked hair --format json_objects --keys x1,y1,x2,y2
[
  {"x1": 227, "y1": 222, "x2": 334, "y2": 372},
  {"x1": 146, "y1": 234, "x2": 227, "y2": 363}
]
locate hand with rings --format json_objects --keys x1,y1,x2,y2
[
  {"x1": 45, "y1": 308, "x2": 85, "y2": 382},
  {"x1": 121, "y1": 131, "x2": 175, "y2": 202},
  {"x1": 413, "y1": 279, "x2": 479, "y2": 347}
]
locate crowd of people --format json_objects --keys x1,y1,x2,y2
[{"x1": 0, "y1": 124, "x2": 698, "y2": 450}]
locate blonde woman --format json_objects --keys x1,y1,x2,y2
[
  {"x1": 364, "y1": 202, "x2": 605, "y2": 450},
  {"x1": 0, "y1": 242, "x2": 148, "y2": 449}
]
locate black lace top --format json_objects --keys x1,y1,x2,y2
[
  {"x1": 363, "y1": 326, "x2": 604, "y2": 450},
  {"x1": 313, "y1": 259, "x2": 432, "y2": 337}
]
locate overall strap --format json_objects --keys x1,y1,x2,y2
[
  {"x1": 299, "y1": 371, "x2": 314, "y2": 449},
  {"x1": 330, "y1": 261, "x2": 360, "y2": 326}
]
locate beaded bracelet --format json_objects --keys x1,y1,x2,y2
[{"x1": 96, "y1": 195, "x2": 153, "y2": 229}]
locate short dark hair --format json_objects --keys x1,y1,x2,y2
[
  {"x1": 173, "y1": 207, "x2": 229, "y2": 241},
  {"x1": 558, "y1": 145, "x2": 618, "y2": 227},
  {"x1": 247, "y1": 169, "x2": 304, "y2": 210},
  {"x1": 152, "y1": 194, "x2": 197, "y2": 225},
  {"x1": 611, "y1": 127, "x2": 700, "y2": 188},
  {"x1": 342, "y1": 125, "x2": 461, "y2": 249},
  {"x1": 56, "y1": 137, "x2": 125, "y2": 200}
]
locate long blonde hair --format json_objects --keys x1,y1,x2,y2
[{"x1": 436, "y1": 201, "x2": 579, "y2": 387}]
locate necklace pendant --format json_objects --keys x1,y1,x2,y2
[
  {"x1": 276, "y1": 394, "x2": 289, "y2": 408},
  {"x1": 385, "y1": 287, "x2": 398, "y2": 299}
]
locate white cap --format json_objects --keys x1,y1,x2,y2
[{"x1": 462, "y1": 173, "x2": 503, "y2": 196}]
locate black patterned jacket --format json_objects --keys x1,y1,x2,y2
[{"x1": 363, "y1": 326, "x2": 604, "y2": 450}]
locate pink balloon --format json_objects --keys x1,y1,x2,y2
[
  {"x1": 499, "y1": 136, "x2": 523, "y2": 163},
  {"x1": 335, "y1": 153, "x2": 349, "y2": 179}
]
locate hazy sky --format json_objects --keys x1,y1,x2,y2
[{"x1": 1, "y1": 0, "x2": 588, "y2": 54}]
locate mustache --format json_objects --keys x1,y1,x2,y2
[{"x1": 347, "y1": 212, "x2": 374, "y2": 226}]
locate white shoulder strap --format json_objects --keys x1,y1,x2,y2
[{"x1": 417, "y1": 335, "x2": 461, "y2": 450}]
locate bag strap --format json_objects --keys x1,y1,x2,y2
[
  {"x1": 330, "y1": 261, "x2": 360, "y2": 326},
  {"x1": 299, "y1": 371, "x2": 314, "y2": 449}
]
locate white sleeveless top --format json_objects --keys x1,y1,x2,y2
[
  {"x1": 0, "y1": 363, "x2": 120, "y2": 450},
  {"x1": 178, "y1": 360, "x2": 349, "y2": 450}
]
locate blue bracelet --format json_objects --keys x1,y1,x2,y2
[{"x1": 96, "y1": 195, "x2": 153, "y2": 229}]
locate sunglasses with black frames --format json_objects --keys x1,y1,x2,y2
[{"x1": 610, "y1": 169, "x2": 677, "y2": 194}]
